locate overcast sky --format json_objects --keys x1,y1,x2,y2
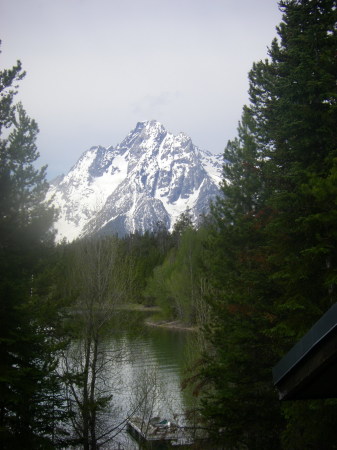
[{"x1": 1, "y1": 0, "x2": 282, "y2": 179}]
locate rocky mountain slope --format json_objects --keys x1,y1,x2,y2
[{"x1": 47, "y1": 120, "x2": 223, "y2": 242}]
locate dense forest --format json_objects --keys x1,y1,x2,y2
[{"x1": 1, "y1": 0, "x2": 337, "y2": 448}]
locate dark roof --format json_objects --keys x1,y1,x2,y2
[{"x1": 272, "y1": 302, "x2": 337, "y2": 400}]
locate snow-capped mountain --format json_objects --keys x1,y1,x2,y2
[{"x1": 47, "y1": 120, "x2": 223, "y2": 242}]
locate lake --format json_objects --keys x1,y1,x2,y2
[{"x1": 100, "y1": 311, "x2": 198, "y2": 449}]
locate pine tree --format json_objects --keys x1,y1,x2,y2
[
  {"x1": 197, "y1": 1, "x2": 337, "y2": 447},
  {"x1": 0, "y1": 46, "x2": 64, "y2": 448},
  {"x1": 197, "y1": 109, "x2": 284, "y2": 449},
  {"x1": 259, "y1": 0, "x2": 337, "y2": 333},
  {"x1": 261, "y1": 1, "x2": 337, "y2": 446}
]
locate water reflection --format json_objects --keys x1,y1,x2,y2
[{"x1": 104, "y1": 311, "x2": 193, "y2": 449}]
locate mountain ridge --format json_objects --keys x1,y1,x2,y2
[{"x1": 47, "y1": 120, "x2": 223, "y2": 242}]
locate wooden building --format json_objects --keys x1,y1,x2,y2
[{"x1": 273, "y1": 303, "x2": 337, "y2": 400}]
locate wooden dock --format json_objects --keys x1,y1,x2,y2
[{"x1": 127, "y1": 417, "x2": 194, "y2": 448}]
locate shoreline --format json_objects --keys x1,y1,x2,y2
[
  {"x1": 117, "y1": 303, "x2": 198, "y2": 331},
  {"x1": 144, "y1": 319, "x2": 197, "y2": 332},
  {"x1": 116, "y1": 304, "x2": 161, "y2": 312}
]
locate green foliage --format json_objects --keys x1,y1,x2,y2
[
  {"x1": 146, "y1": 223, "x2": 210, "y2": 325},
  {"x1": 145, "y1": 249, "x2": 177, "y2": 318},
  {"x1": 0, "y1": 45, "x2": 65, "y2": 448},
  {"x1": 172, "y1": 209, "x2": 194, "y2": 242},
  {"x1": 119, "y1": 228, "x2": 173, "y2": 304},
  {"x1": 281, "y1": 400, "x2": 337, "y2": 450},
  {"x1": 193, "y1": 1, "x2": 337, "y2": 448},
  {"x1": 196, "y1": 107, "x2": 284, "y2": 449}
]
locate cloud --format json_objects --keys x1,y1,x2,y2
[
  {"x1": 0, "y1": 0, "x2": 282, "y2": 178},
  {"x1": 131, "y1": 91, "x2": 181, "y2": 116}
]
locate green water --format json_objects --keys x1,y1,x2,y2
[{"x1": 104, "y1": 311, "x2": 199, "y2": 449}]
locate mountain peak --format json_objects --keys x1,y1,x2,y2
[
  {"x1": 47, "y1": 121, "x2": 222, "y2": 242},
  {"x1": 133, "y1": 120, "x2": 166, "y2": 134}
]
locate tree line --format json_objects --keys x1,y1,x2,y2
[{"x1": 1, "y1": 0, "x2": 337, "y2": 448}]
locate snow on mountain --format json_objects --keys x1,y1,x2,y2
[{"x1": 47, "y1": 120, "x2": 223, "y2": 242}]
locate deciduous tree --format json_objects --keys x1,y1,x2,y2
[{"x1": 62, "y1": 237, "x2": 129, "y2": 449}]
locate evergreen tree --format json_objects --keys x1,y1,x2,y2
[
  {"x1": 257, "y1": 0, "x2": 337, "y2": 335},
  {"x1": 0, "y1": 47, "x2": 64, "y2": 448},
  {"x1": 261, "y1": 1, "x2": 337, "y2": 446},
  {"x1": 172, "y1": 209, "x2": 194, "y2": 242},
  {"x1": 197, "y1": 1, "x2": 337, "y2": 448},
  {"x1": 197, "y1": 109, "x2": 283, "y2": 449}
]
